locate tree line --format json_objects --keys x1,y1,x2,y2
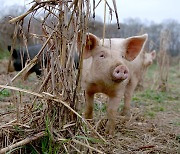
[
  {"x1": 89, "y1": 18, "x2": 180, "y2": 56},
  {"x1": 0, "y1": 5, "x2": 180, "y2": 56}
]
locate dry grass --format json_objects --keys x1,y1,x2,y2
[{"x1": 0, "y1": 57, "x2": 179, "y2": 153}]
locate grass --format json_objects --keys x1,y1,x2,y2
[
  {"x1": 131, "y1": 63, "x2": 179, "y2": 119},
  {"x1": 145, "y1": 111, "x2": 156, "y2": 118},
  {"x1": 75, "y1": 135, "x2": 103, "y2": 144},
  {"x1": 1, "y1": 62, "x2": 179, "y2": 153},
  {"x1": 21, "y1": 112, "x2": 61, "y2": 153},
  {"x1": 0, "y1": 50, "x2": 10, "y2": 59},
  {"x1": 0, "y1": 89, "x2": 11, "y2": 99},
  {"x1": 23, "y1": 144, "x2": 39, "y2": 154},
  {"x1": 146, "y1": 63, "x2": 157, "y2": 79},
  {"x1": 151, "y1": 105, "x2": 165, "y2": 112},
  {"x1": 94, "y1": 100, "x2": 106, "y2": 112},
  {"x1": 32, "y1": 101, "x2": 43, "y2": 111},
  {"x1": 172, "y1": 121, "x2": 180, "y2": 126},
  {"x1": 176, "y1": 134, "x2": 180, "y2": 143},
  {"x1": 40, "y1": 111, "x2": 61, "y2": 154},
  {"x1": 0, "y1": 89, "x2": 11, "y2": 97},
  {"x1": 140, "y1": 89, "x2": 167, "y2": 103},
  {"x1": 13, "y1": 125, "x2": 24, "y2": 135}
]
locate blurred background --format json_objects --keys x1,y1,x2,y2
[{"x1": 0, "y1": 0, "x2": 179, "y2": 57}]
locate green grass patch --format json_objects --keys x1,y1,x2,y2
[
  {"x1": 0, "y1": 89, "x2": 11, "y2": 99},
  {"x1": 0, "y1": 51, "x2": 10, "y2": 59},
  {"x1": 40, "y1": 112, "x2": 61, "y2": 154},
  {"x1": 140, "y1": 89, "x2": 167, "y2": 103},
  {"x1": 15, "y1": 81, "x2": 30, "y2": 90},
  {"x1": 75, "y1": 135, "x2": 103, "y2": 143},
  {"x1": 171, "y1": 121, "x2": 180, "y2": 126},
  {"x1": 0, "y1": 89, "x2": 10, "y2": 97},
  {"x1": 132, "y1": 96, "x2": 141, "y2": 101},
  {"x1": 151, "y1": 106, "x2": 165, "y2": 112},
  {"x1": 145, "y1": 111, "x2": 156, "y2": 118},
  {"x1": 94, "y1": 101, "x2": 106, "y2": 112},
  {"x1": 32, "y1": 101, "x2": 43, "y2": 111},
  {"x1": 23, "y1": 144, "x2": 39, "y2": 154},
  {"x1": 176, "y1": 134, "x2": 180, "y2": 143},
  {"x1": 21, "y1": 113, "x2": 61, "y2": 154},
  {"x1": 146, "y1": 63, "x2": 157, "y2": 78},
  {"x1": 13, "y1": 125, "x2": 24, "y2": 135}
]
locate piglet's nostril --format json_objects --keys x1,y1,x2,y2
[
  {"x1": 124, "y1": 69, "x2": 128, "y2": 74},
  {"x1": 112, "y1": 65, "x2": 129, "y2": 82}
]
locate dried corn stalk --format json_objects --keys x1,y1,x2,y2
[{"x1": 0, "y1": 0, "x2": 120, "y2": 153}]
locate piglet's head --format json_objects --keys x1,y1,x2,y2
[
  {"x1": 77, "y1": 33, "x2": 147, "y2": 84},
  {"x1": 144, "y1": 50, "x2": 156, "y2": 66}
]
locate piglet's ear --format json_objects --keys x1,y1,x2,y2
[
  {"x1": 124, "y1": 34, "x2": 148, "y2": 61},
  {"x1": 151, "y1": 50, "x2": 156, "y2": 60},
  {"x1": 8, "y1": 45, "x2": 11, "y2": 52},
  {"x1": 77, "y1": 32, "x2": 99, "y2": 59},
  {"x1": 12, "y1": 49, "x2": 18, "y2": 58},
  {"x1": 8, "y1": 45, "x2": 18, "y2": 58}
]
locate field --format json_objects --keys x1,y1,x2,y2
[{"x1": 0, "y1": 57, "x2": 179, "y2": 153}]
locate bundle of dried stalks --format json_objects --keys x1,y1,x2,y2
[
  {"x1": 156, "y1": 30, "x2": 170, "y2": 92},
  {"x1": 0, "y1": 0, "x2": 120, "y2": 153}
]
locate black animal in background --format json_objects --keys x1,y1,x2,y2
[
  {"x1": 8, "y1": 44, "x2": 81, "y2": 80},
  {"x1": 8, "y1": 45, "x2": 45, "y2": 80}
]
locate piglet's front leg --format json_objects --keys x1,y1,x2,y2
[
  {"x1": 121, "y1": 81, "x2": 136, "y2": 117},
  {"x1": 84, "y1": 92, "x2": 94, "y2": 119},
  {"x1": 106, "y1": 96, "x2": 121, "y2": 135}
]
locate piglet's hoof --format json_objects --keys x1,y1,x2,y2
[
  {"x1": 120, "y1": 109, "x2": 131, "y2": 117},
  {"x1": 105, "y1": 122, "x2": 115, "y2": 136},
  {"x1": 105, "y1": 127, "x2": 114, "y2": 136},
  {"x1": 84, "y1": 113, "x2": 93, "y2": 120}
]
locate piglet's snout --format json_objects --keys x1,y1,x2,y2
[{"x1": 112, "y1": 65, "x2": 128, "y2": 82}]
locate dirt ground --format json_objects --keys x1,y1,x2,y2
[{"x1": 0, "y1": 59, "x2": 179, "y2": 153}]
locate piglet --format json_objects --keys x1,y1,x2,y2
[
  {"x1": 77, "y1": 33, "x2": 148, "y2": 135},
  {"x1": 136, "y1": 50, "x2": 156, "y2": 90}
]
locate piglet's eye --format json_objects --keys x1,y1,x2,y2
[
  {"x1": 100, "y1": 54, "x2": 105, "y2": 58},
  {"x1": 122, "y1": 55, "x2": 125, "y2": 58}
]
